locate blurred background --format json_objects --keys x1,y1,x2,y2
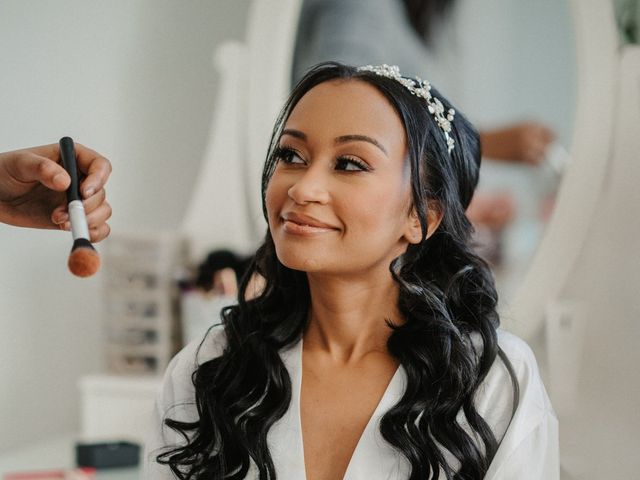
[{"x1": 0, "y1": 0, "x2": 638, "y2": 478}]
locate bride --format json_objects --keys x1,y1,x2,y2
[{"x1": 146, "y1": 62, "x2": 558, "y2": 479}]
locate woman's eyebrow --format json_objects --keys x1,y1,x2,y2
[
  {"x1": 335, "y1": 134, "x2": 388, "y2": 156},
  {"x1": 281, "y1": 129, "x2": 306, "y2": 140},
  {"x1": 281, "y1": 129, "x2": 388, "y2": 157}
]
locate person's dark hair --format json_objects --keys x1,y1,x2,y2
[
  {"x1": 401, "y1": 0, "x2": 457, "y2": 45},
  {"x1": 194, "y1": 249, "x2": 252, "y2": 292},
  {"x1": 157, "y1": 62, "x2": 519, "y2": 479}
]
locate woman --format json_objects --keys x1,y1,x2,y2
[{"x1": 145, "y1": 63, "x2": 557, "y2": 479}]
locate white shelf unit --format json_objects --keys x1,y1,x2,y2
[{"x1": 102, "y1": 232, "x2": 187, "y2": 375}]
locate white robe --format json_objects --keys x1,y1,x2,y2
[{"x1": 144, "y1": 326, "x2": 558, "y2": 479}]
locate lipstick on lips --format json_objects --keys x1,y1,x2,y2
[{"x1": 282, "y1": 212, "x2": 339, "y2": 236}]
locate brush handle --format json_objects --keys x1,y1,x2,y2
[
  {"x1": 59, "y1": 137, "x2": 90, "y2": 241},
  {"x1": 59, "y1": 136, "x2": 81, "y2": 203},
  {"x1": 68, "y1": 199, "x2": 90, "y2": 241}
]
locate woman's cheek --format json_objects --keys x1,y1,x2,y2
[
  {"x1": 266, "y1": 175, "x2": 300, "y2": 237},
  {"x1": 265, "y1": 179, "x2": 284, "y2": 226}
]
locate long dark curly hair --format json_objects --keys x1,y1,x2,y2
[{"x1": 157, "y1": 62, "x2": 519, "y2": 479}]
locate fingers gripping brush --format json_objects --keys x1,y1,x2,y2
[{"x1": 59, "y1": 137, "x2": 101, "y2": 277}]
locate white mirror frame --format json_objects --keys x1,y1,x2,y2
[
  {"x1": 181, "y1": 0, "x2": 302, "y2": 262},
  {"x1": 505, "y1": 0, "x2": 618, "y2": 340}
]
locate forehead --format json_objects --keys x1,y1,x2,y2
[{"x1": 284, "y1": 79, "x2": 407, "y2": 156}]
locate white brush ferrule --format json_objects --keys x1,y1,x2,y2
[{"x1": 68, "y1": 199, "x2": 90, "y2": 241}]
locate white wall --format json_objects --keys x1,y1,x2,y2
[{"x1": 0, "y1": 0, "x2": 248, "y2": 452}]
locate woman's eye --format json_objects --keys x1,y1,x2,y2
[
  {"x1": 275, "y1": 146, "x2": 305, "y2": 165},
  {"x1": 336, "y1": 156, "x2": 369, "y2": 172}
]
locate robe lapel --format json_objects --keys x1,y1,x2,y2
[
  {"x1": 269, "y1": 339, "x2": 411, "y2": 480},
  {"x1": 342, "y1": 366, "x2": 410, "y2": 480},
  {"x1": 268, "y1": 339, "x2": 307, "y2": 479}
]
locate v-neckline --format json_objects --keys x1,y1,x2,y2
[{"x1": 293, "y1": 338, "x2": 403, "y2": 480}]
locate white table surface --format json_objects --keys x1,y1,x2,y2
[{"x1": 0, "y1": 433, "x2": 139, "y2": 479}]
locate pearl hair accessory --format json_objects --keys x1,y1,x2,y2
[{"x1": 357, "y1": 64, "x2": 456, "y2": 153}]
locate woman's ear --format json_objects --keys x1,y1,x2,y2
[{"x1": 404, "y1": 202, "x2": 443, "y2": 244}]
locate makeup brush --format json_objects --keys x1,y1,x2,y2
[{"x1": 59, "y1": 136, "x2": 101, "y2": 277}]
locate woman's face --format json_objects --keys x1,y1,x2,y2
[{"x1": 265, "y1": 79, "x2": 420, "y2": 276}]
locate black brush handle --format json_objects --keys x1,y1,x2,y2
[{"x1": 59, "y1": 136, "x2": 81, "y2": 203}]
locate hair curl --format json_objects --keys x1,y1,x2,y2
[{"x1": 157, "y1": 62, "x2": 519, "y2": 479}]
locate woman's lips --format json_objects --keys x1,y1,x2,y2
[
  {"x1": 283, "y1": 220, "x2": 336, "y2": 235},
  {"x1": 281, "y1": 212, "x2": 339, "y2": 236}
]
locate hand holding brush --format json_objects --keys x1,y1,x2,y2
[
  {"x1": 0, "y1": 142, "x2": 112, "y2": 239},
  {"x1": 59, "y1": 136, "x2": 102, "y2": 277}
]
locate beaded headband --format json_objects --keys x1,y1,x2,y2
[{"x1": 357, "y1": 64, "x2": 456, "y2": 153}]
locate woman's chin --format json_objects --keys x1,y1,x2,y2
[{"x1": 277, "y1": 252, "x2": 323, "y2": 272}]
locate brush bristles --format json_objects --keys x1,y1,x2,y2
[{"x1": 68, "y1": 239, "x2": 101, "y2": 277}]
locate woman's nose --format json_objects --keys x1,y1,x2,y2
[{"x1": 287, "y1": 165, "x2": 330, "y2": 205}]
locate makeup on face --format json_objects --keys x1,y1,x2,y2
[
  {"x1": 265, "y1": 80, "x2": 414, "y2": 275},
  {"x1": 281, "y1": 211, "x2": 340, "y2": 236}
]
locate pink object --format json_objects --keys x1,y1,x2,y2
[{"x1": 3, "y1": 468, "x2": 96, "y2": 480}]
